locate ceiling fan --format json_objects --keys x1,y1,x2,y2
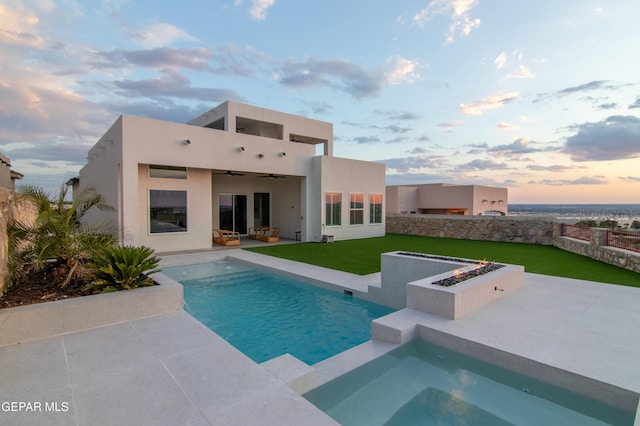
[
  {"x1": 214, "y1": 170, "x2": 245, "y2": 176},
  {"x1": 259, "y1": 173, "x2": 286, "y2": 179}
]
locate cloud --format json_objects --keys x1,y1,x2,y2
[
  {"x1": 382, "y1": 125, "x2": 412, "y2": 134},
  {"x1": 506, "y1": 65, "x2": 535, "y2": 79},
  {"x1": 563, "y1": 115, "x2": 640, "y2": 161},
  {"x1": 455, "y1": 159, "x2": 511, "y2": 171},
  {"x1": 619, "y1": 176, "x2": 640, "y2": 182},
  {"x1": 353, "y1": 136, "x2": 382, "y2": 144},
  {"x1": 386, "y1": 56, "x2": 421, "y2": 85},
  {"x1": 375, "y1": 109, "x2": 421, "y2": 120},
  {"x1": 277, "y1": 56, "x2": 419, "y2": 100},
  {"x1": 0, "y1": 2, "x2": 45, "y2": 48},
  {"x1": 419, "y1": 134, "x2": 431, "y2": 141},
  {"x1": 494, "y1": 52, "x2": 507, "y2": 70},
  {"x1": 489, "y1": 137, "x2": 540, "y2": 155},
  {"x1": 629, "y1": 97, "x2": 640, "y2": 109},
  {"x1": 250, "y1": 0, "x2": 276, "y2": 20},
  {"x1": 438, "y1": 121, "x2": 464, "y2": 128},
  {"x1": 413, "y1": 0, "x2": 481, "y2": 42},
  {"x1": 277, "y1": 58, "x2": 383, "y2": 99},
  {"x1": 497, "y1": 122, "x2": 519, "y2": 130},
  {"x1": 408, "y1": 147, "x2": 429, "y2": 154},
  {"x1": 557, "y1": 80, "x2": 613, "y2": 95},
  {"x1": 92, "y1": 45, "x2": 263, "y2": 76},
  {"x1": 93, "y1": 47, "x2": 213, "y2": 71},
  {"x1": 300, "y1": 100, "x2": 333, "y2": 115},
  {"x1": 536, "y1": 176, "x2": 608, "y2": 186},
  {"x1": 459, "y1": 92, "x2": 518, "y2": 116},
  {"x1": 526, "y1": 164, "x2": 573, "y2": 172},
  {"x1": 112, "y1": 71, "x2": 243, "y2": 102},
  {"x1": 129, "y1": 23, "x2": 199, "y2": 48},
  {"x1": 598, "y1": 102, "x2": 617, "y2": 110},
  {"x1": 382, "y1": 153, "x2": 450, "y2": 174},
  {"x1": 1, "y1": 142, "x2": 89, "y2": 165}
]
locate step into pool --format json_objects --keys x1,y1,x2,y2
[
  {"x1": 303, "y1": 339, "x2": 634, "y2": 425},
  {"x1": 163, "y1": 260, "x2": 395, "y2": 365}
]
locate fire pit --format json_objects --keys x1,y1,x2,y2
[{"x1": 375, "y1": 252, "x2": 524, "y2": 319}]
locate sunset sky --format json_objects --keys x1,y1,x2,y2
[{"x1": 1, "y1": 0, "x2": 639, "y2": 203}]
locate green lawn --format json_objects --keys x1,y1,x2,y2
[{"x1": 246, "y1": 234, "x2": 640, "y2": 288}]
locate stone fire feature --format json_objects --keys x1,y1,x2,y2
[{"x1": 374, "y1": 251, "x2": 524, "y2": 319}]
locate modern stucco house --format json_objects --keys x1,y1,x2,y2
[
  {"x1": 0, "y1": 153, "x2": 23, "y2": 190},
  {"x1": 77, "y1": 101, "x2": 385, "y2": 252},
  {"x1": 386, "y1": 183, "x2": 508, "y2": 216}
]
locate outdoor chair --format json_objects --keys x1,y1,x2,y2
[
  {"x1": 259, "y1": 227, "x2": 280, "y2": 243},
  {"x1": 212, "y1": 229, "x2": 241, "y2": 246},
  {"x1": 248, "y1": 226, "x2": 268, "y2": 240}
]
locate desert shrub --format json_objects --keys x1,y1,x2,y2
[
  {"x1": 598, "y1": 219, "x2": 618, "y2": 229},
  {"x1": 575, "y1": 220, "x2": 597, "y2": 227},
  {"x1": 85, "y1": 245, "x2": 160, "y2": 293},
  {"x1": 8, "y1": 184, "x2": 116, "y2": 288}
]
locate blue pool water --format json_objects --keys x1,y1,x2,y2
[
  {"x1": 163, "y1": 260, "x2": 395, "y2": 365},
  {"x1": 304, "y1": 340, "x2": 634, "y2": 425}
]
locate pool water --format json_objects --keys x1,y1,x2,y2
[
  {"x1": 163, "y1": 260, "x2": 395, "y2": 365},
  {"x1": 304, "y1": 340, "x2": 634, "y2": 426}
]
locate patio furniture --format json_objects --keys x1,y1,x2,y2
[
  {"x1": 212, "y1": 229, "x2": 241, "y2": 246},
  {"x1": 248, "y1": 226, "x2": 269, "y2": 240},
  {"x1": 259, "y1": 227, "x2": 280, "y2": 243}
]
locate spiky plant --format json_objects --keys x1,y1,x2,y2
[
  {"x1": 85, "y1": 245, "x2": 160, "y2": 293},
  {"x1": 8, "y1": 184, "x2": 116, "y2": 288}
]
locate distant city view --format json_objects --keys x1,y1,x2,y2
[{"x1": 509, "y1": 204, "x2": 640, "y2": 226}]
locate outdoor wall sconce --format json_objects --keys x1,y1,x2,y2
[
  {"x1": 183, "y1": 139, "x2": 191, "y2": 145},
  {"x1": 279, "y1": 152, "x2": 286, "y2": 157},
  {"x1": 237, "y1": 146, "x2": 245, "y2": 152},
  {"x1": 257, "y1": 153, "x2": 264, "y2": 158}
]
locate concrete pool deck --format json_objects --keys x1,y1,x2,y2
[{"x1": 1, "y1": 249, "x2": 639, "y2": 425}]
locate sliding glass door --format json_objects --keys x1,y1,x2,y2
[
  {"x1": 219, "y1": 194, "x2": 247, "y2": 234},
  {"x1": 253, "y1": 192, "x2": 270, "y2": 228}
]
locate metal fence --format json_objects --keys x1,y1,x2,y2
[
  {"x1": 607, "y1": 229, "x2": 640, "y2": 253},
  {"x1": 560, "y1": 224, "x2": 591, "y2": 242}
]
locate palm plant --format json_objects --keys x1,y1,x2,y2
[
  {"x1": 86, "y1": 245, "x2": 160, "y2": 293},
  {"x1": 8, "y1": 184, "x2": 117, "y2": 288}
]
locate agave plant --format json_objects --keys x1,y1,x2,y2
[
  {"x1": 8, "y1": 184, "x2": 117, "y2": 288},
  {"x1": 86, "y1": 245, "x2": 160, "y2": 293}
]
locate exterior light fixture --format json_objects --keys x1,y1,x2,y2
[
  {"x1": 257, "y1": 153, "x2": 264, "y2": 159},
  {"x1": 237, "y1": 146, "x2": 245, "y2": 152},
  {"x1": 279, "y1": 152, "x2": 286, "y2": 157},
  {"x1": 183, "y1": 139, "x2": 191, "y2": 145}
]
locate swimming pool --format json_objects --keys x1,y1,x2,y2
[
  {"x1": 304, "y1": 339, "x2": 633, "y2": 425},
  {"x1": 163, "y1": 260, "x2": 395, "y2": 365}
]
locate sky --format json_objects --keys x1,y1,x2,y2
[{"x1": 1, "y1": 0, "x2": 640, "y2": 204}]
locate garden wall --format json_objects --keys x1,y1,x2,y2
[
  {"x1": 386, "y1": 214, "x2": 555, "y2": 245},
  {"x1": 553, "y1": 224, "x2": 640, "y2": 273},
  {"x1": 386, "y1": 214, "x2": 640, "y2": 273},
  {"x1": 0, "y1": 187, "x2": 36, "y2": 295}
]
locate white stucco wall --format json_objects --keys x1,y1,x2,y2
[
  {"x1": 80, "y1": 102, "x2": 386, "y2": 251},
  {"x1": 78, "y1": 117, "x2": 123, "y2": 237},
  {"x1": 386, "y1": 183, "x2": 508, "y2": 215},
  {"x1": 313, "y1": 156, "x2": 386, "y2": 241},
  {"x1": 136, "y1": 165, "x2": 212, "y2": 252}
]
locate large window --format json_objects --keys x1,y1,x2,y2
[
  {"x1": 150, "y1": 190, "x2": 187, "y2": 233},
  {"x1": 350, "y1": 193, "x2": 364, "y2": 225},
  {"x1": 325, "y1": 192, "x2": 342, "y2": 226},
  {"x1": 149, "y1": 165, "x2": 187, "y2": 179},
  {"x1": 370, "y1": 194, "x2": 383, "y2": 224}
]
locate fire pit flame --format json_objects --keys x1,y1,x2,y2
[{"x1": 432, "y1": 261, "x2": 505, "y2": 287}]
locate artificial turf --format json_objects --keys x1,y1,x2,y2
[{"x1": 246, "y1": 234, "x2": 640, "y2": 288}]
